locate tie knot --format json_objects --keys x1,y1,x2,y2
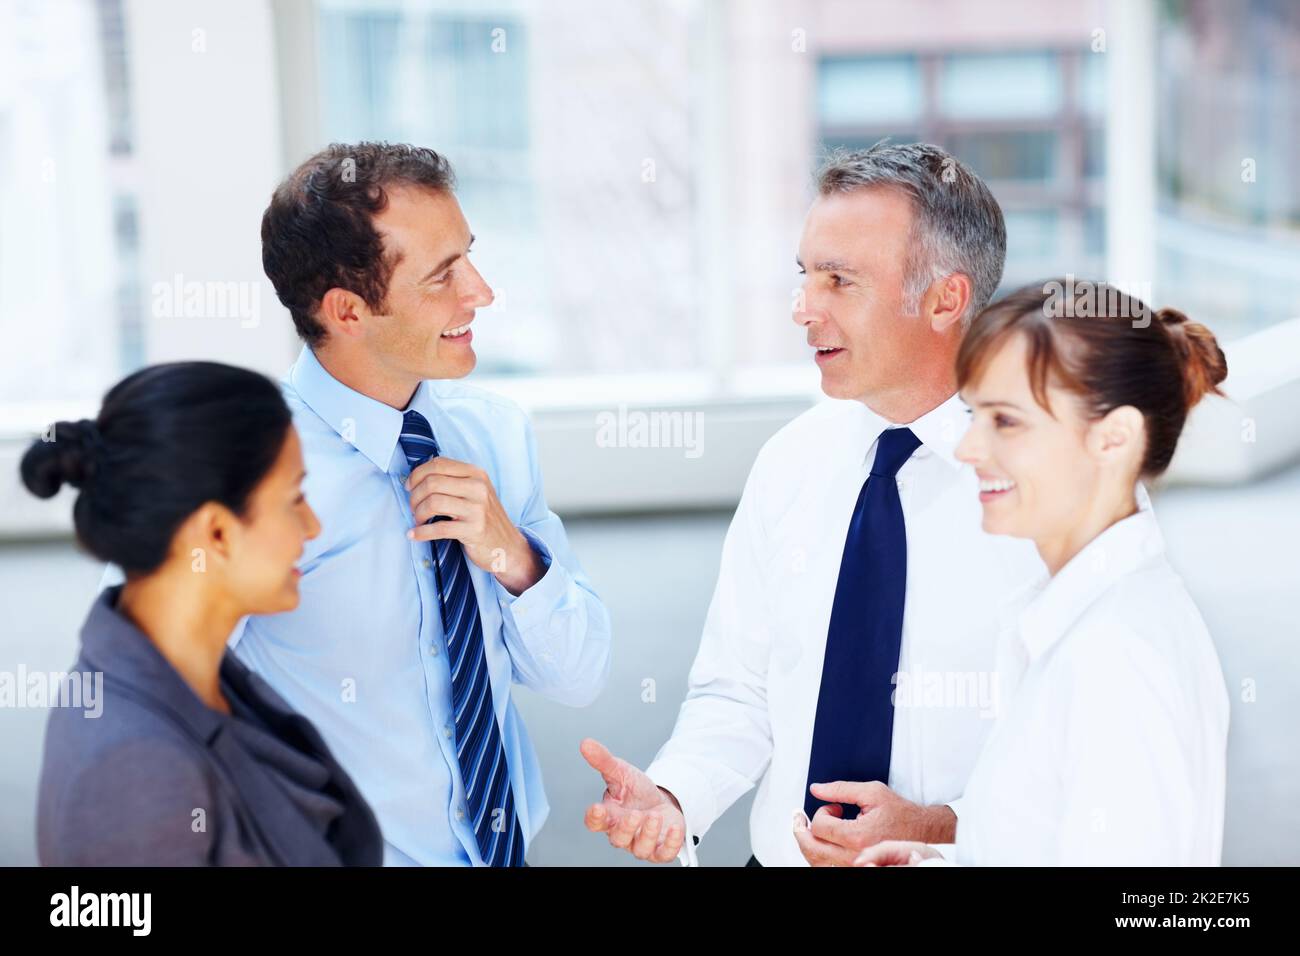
[
  {"x1": 398, "y1": 409, "x2": 440, "y2": 464},
  {"x1": 402, "y1": 409, "x2": 432, "y2": 437},
  {"x1": 869, "y1": 427, "x2": 921, "y2": 478}
]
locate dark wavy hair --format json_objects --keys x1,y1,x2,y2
[
  {"x1": 261, "y1": 142, "x2": 457, "y2": 348},
  {"x1": 20, "y1": 362, "x2": 293, "y2": 575}
]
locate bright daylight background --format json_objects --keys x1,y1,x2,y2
[{"x1": 1, "y1": 0, "x2": 1297, "y2": 865}]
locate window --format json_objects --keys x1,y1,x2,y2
[
  {"x1": 814, "y1": 48, "x2": 1106, "y2": 295},
  {"x1": 1156, "y1": 0, "x2": 1300, "y2": 340},
  {"x1": 316, "y1": 0, "x2": 712, "y2": 378},
  {"x1": 0, "y1": 0, "x2": 139, "y2": 409},
  {"x1": 17, "y1": 0, "x2": 1287, "y2": 427},
  {"x1": 939, "y1": 52, "x2": 1062, "y2": 120},
  {"x1": 818, "y1": 55, "x2": 923, "y2": 127}
]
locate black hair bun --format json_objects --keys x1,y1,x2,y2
[{"x1": 20, "y1": 419, "x2": 104, "y2": 499}]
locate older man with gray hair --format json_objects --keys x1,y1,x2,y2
[{"x1": 581, "y1": 141, "x2": 1045, "y2": 866}]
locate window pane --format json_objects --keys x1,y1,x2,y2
[
  {"x1": 945, "y1": 130, "x2": 1058, "y2": 184},
  {"x1": 1004, "y1": 208, "x2": 1060, "y2": 265},
  {"x1": 940, "y1": 52, "x2": 1062, "y2": 119},
  {"x1": 817, "y1": 55, "x2": 922, "y2": 127},
  {"x1": 1083, "y1": 125, "x2": 1105, "y2": 179},
  {"x1": 1084, "y1": 205, "x2": 1106, "y2": 257},
  {"x1": 1079, "y1": 50, "x2": 1106, "y2": 117}
]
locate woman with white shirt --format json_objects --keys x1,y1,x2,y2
[{"x1": 856, "y1": 280, "x2": 1231, "y2": 866}]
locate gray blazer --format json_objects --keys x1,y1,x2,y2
[{"x1": 37, "y1": 586, "x2": 382, "y2": 866}]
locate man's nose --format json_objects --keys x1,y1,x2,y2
[
  {"x1": 793, "y1": 284, "x2": 818, "y2": 327},
  {"x1": 462, "y1": 261, "x2": 494, "y2": 309}
]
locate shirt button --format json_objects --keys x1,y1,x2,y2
[
  {"x1": 444, "y1": 724, "x2": 454, "y2": 739},
  {"x1": 422, "y1": 558, "x2": 431, "y2": 569},
  {"x1": 429, "y1": 643, "x2": 439, "y2": 656},
  {"x1": 456, "y1": 808, "x2": 466, "y2": 822}
]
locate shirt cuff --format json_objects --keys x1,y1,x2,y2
[
  {"x1": 933, "y1": 797, "x2": 963, "y2": 864},
  {"x1": 945, "y1": 796, "x2": 965, "y2": 840},
  {"x1": 646, "y1": 758, "x2": 715, "y2": 868},
  {"x1": 680, "y1": 831, "x2": 700, "y2": 867},
  {"x1": 497, "y1": 527, "x2": 560, "y2": 625}
]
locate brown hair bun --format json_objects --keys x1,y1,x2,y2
[{"x1": 1157, "y1": 307, "x2": 1228, "y2": 410}]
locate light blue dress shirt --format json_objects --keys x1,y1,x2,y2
[{"x1": 102, "y1": 347, "x2": 613, "y2": 866}]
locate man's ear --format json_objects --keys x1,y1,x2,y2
[
  {"x1": 318, "y1": 288, "x2": 372, "y2": 339},
  {"x1": 1087, "y1": 405, "x2": 1145, "y2": 472},
  {"x1": 925, "y1": 273, "x2": 973, "y2": 334}
]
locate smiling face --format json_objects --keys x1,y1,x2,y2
[
  {"x1": 955, "y1": 332, "x2": 1099, "y2": 543},
  {"x1": 225, "y1": 426, "x2": 321, "y2": 615},
  {"x1": 794, "y1": 187, "x2": 954, "y2": 408},
  {"x1": 365, "y1": 185, "x2": 494, "y2": 383}
]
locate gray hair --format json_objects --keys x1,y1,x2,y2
[{"x1": 815, "y1": 141, "x2": 1006, "y2": 325}]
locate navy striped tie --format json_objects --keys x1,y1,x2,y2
[{"x1": 399, "y1": 409, "x2": 525, "y2": 867}]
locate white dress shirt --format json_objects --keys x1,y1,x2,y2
[
  {"x1": 952, "y1": 505, "x2": 1229, "y2": 865},
  {"x1": 646, "y1": 392, "x2": 1048, "y2": 866}
]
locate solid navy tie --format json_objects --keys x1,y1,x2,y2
[
  {"x1": 804, "y1": 426, "x2": 921, "y2": 820},
  {"x1": 399, "y1": 409, "x2": 525, "y2": 866}
]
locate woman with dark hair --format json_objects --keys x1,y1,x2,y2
[
  {"x1": 856, "y1": 281, "x2": 1231, "y2": 866},
  {"x1": 22, "y1": 361, "x2": 382, "y2": 865}
]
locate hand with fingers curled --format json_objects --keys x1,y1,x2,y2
[
  {"x1": 580, "y1": 738, "x2": 687, "y2": 864},
  {"x1": 791, "y1": 779, "x2": 957, "y2": 866},
  {"x1": 405, "y1": 455, "x2": 544, "y2": 596}
]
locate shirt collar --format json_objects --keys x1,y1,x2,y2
[
  {"x1": 1015, "y1": 500, "x2": 1164, "y2": 662},
  {"x1": 288, "y1": 345, "x2": 430, "y2": 473},
  {"x1": 855, "y1": 391, "x2": 967, "y2": 470}
]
